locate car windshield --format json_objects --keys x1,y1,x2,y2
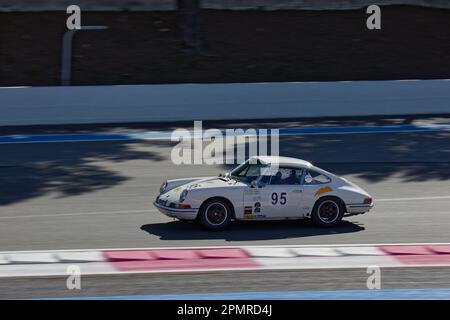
[{"x1": 229, "y1": 160, "x2": 269, "y2": 183}]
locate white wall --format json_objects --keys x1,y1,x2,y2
[
  {"x1": 1, "y1": 80, "x2": 449, "y2": 126},
  {"x1": 1, "y1": 0, "x2": 449, "y2": 11}
]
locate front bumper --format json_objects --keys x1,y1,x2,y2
[{"x1": 153, "y1": 200, "x2": 198, "y2": 220}]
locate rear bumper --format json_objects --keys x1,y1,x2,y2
[
  {"x1": 346, "y1": 203, "x2": 374, "y2": 214},
  {"x1": 153, "y1": 200, "x2": 198, "y2": 220}
]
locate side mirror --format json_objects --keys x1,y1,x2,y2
[
  {"x1": 250, "y1": 180, "x2": 258, "y2": 188},
  {"x1": 304, "y1": 174, "x2": 313, "y2": 184}
]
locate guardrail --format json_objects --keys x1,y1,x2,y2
[{"x1": 1, "y1": 80, "x2": 449, "y2": 126}]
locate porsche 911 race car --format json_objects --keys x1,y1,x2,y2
[{"x1": 154, "y1": 156, "x2": 374, "y2": 230}]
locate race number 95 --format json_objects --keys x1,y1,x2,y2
[{"x1": 271, "y1": 192, "x2": 287, "y2": 205}]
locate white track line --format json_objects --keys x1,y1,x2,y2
[
  {"x1": 0, "y1": 209, "x2": 155, "y2": 220},
  {"x1": 377, "y1": 195, "x2": 450, "y2": 202},
  {"x1": 1, "y1": 243, "x2": 450, "y2": 256}
]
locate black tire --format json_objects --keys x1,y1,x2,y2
[
  {"x1": 311, "y1": 197, "x2": 344, "y2": 227},
  {"x1": 198, "y1": 198, "x2": 232, "y2": 230}
]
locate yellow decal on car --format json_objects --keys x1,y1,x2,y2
[
  {"x1": 315, "y1": 186, "x2": 333, "y2": 197},
  {"x1": 244, "y1": 206, "x2": 254, "y2": 219}
]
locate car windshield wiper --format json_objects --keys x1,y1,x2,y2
[
  {"x1": 218, "y1": 172, "x2": 232, "y2": 181},
  {"x1": 223, "y1": 172, "x2": 239, "y2": 182}
]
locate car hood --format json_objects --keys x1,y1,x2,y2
[
  {"x1": 166, "y1": 175, "x2": 247, "y2": 190},
  {"x1": 160, "y1": 176, "x2": 246, "y2": 202},
  {"x1": 186, "y1": 177, "x2": 246, "y2": 190}
]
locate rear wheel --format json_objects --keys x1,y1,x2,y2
[
  {"x1": 311, "y1": 197, "x2": 344, "y2": 227},
  {"x1": 198, "y1": 198, "x2": 232, "y2": 230}
]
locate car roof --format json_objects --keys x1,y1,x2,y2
[{"x1": 251, "y1": 156, "x2": 313, "y2": 169}]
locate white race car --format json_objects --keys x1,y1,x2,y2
[{"x1": 154, "y1": 156, "x2": 373, "y2": 230}]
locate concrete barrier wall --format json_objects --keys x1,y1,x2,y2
[
  {"x1": 1, "y1": 80, "x2": 449, "y2": 126},
  {"x1": 1, "y1": 0, "x2": 449, "y2": 11}
]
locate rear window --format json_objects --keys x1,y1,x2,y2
[{"x1": 304, "y1": 170, "x2": 331, "y2": 184}]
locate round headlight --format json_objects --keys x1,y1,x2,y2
[
  {"x1": 180, "y1": 189, "x2": 188, "y2": 202},
  {"x1": 159, "y1": 181, "x2": 168, "y2": 194}
]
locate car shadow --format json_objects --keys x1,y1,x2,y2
[{"x1": 140, "y1": 219, "x2": 365, "y2": 242}]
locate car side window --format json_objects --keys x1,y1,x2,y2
[
  {"x1": 269, "y1": 168, "x2": 302, "y2": 185},
  {"x1": 303, "y1": 169, "x2": 331, "y2": 184}
]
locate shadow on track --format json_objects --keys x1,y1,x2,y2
[
  {"x1": 0, "y1": 140, "x2": 171, "y2": 206},
  {"x1": 140, "y1": 219, "x2": 365, "y2": 241}
]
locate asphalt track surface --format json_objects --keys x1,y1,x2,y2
[
  {"x1": 0, "y1": 116, "x2": 449, "y2": 298},
  {"x1": 1, "y1": 267, "x2": 450, "y2": 299}
]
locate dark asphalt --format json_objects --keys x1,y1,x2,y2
[{"x1": 1, "y1": 126, "x2": 449, "y2": 250}]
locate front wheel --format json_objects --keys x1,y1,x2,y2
[
  {"x1": 311, "y1": 197, "x2": 344, "y2": 227},
  {"x1": 198, "y1": 198, "x2": 232, "y2": 230}
]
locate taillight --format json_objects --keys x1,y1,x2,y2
[{"x1": 364, "y1": 197, "x2": 373, "y2": 204}]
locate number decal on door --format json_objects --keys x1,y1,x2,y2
[
  {"x1": 271, "y1": 192, "x2": 287, "y2": 205},
  {"x1": 280, "y1": 192, "x2": 287, "y2": 205}
]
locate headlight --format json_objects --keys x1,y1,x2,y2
[
  {"x1": 159, "y1": 181, "x2": 168, "y2": 194},
  {"x1": 179, "y1": 189, "x2": 188, "y2": 202}
]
